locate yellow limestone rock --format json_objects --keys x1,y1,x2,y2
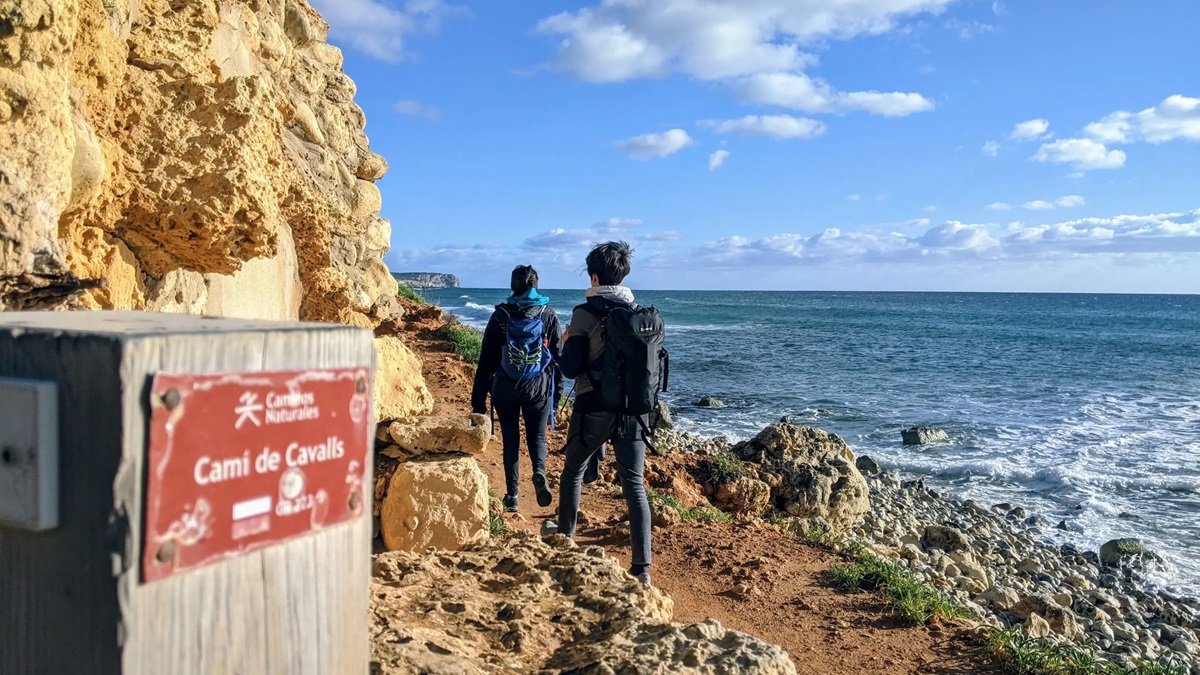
[
  {"x1": 374, "y1": 336, "x2": 435, "y2": 423},
  {"x1": 383, "y1": 414, "x2": 491, "y2": 459},
  {"x1": 380, "y1": 455, "x2": 489, "y2": 552}
]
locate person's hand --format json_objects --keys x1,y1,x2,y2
[{"x1": 563, "y1": 323, "x2": 571, "y2": 338}]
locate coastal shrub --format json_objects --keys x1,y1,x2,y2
[
  {"x1": 648, "y1": 487, "x2": 732, "y2": 523},
  {"x1": 830, "y1": 552, "x2": 968, "y2": 625},
  {"x1": 985, "y1": 627, "x2": 1185, "y2": 675},
  {"x1": 487, "y1": 490, "x2": 509, "y2": 538},
  {"x1": 440, "y1": 323, "x2": 483, "y2": 363},
  {"x1": 397, "y1": 284, "x2": 426, "y2": 305},
  {"x1": 697, "y1": 450, "x2": 745, "y2": 486}
]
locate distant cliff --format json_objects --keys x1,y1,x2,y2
[{"x1": 392, "y1": 273, "x2": 460, "y2": 289}]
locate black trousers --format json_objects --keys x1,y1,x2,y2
[
  {"x1": 556, "y1": 409, "x2": 651, "y2": 570},
  {"x1": 492, "y1": 376, "x2": 551, "y2": 497}
]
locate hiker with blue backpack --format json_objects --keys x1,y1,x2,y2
[
  {"x1": 542, "y1": 241, "x2": 669, "y2": 587},
  {"x1": 471, "y1": 265, "x2": 564, "y2": 513}
]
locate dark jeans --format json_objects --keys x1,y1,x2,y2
[
  {"x1": 557, "y1": 409, "x2": 651, "y2": 570},
  {"x1": 492, "y1": 378, "x2": 551, "y2": 497}
]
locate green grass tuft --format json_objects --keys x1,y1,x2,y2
[
  {"x1": 647, "y1": 487, "x2": 732, "y2": 523},
  {"x1": 830, "y1": 551, "x2": 969, "y2": 625},
  {"x1": 707, "y1": 451, "x2": 745, "y2": 485},
  {"x1": 985, "y1": 627, "x2": 1185, "y2": 675},
  {"x1": 440, "y1": 323, "x2": 483, "y2": 364},
  {"x1": 487, "y1": 489, "x2": 509, "y2": 538},
  {"x1": 397, "y1": 284, "x2": 427, "y2": 305}
]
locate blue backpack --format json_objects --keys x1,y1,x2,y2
[{"x1": 499, "y1": 306, "x2": 552, "y2": 383}]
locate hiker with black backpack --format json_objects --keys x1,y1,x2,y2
[
  {"x1": 542, "y1": 241, "x2": 668, "y2": 587},
  {"x1": 471, "y1": 265, "x2": 564, "y2": 513}
]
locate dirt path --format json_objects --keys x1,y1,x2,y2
[{"x1": 398, "y1": 309, "x2": 1004, "y2": 674}]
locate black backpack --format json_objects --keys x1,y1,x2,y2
[{"x1": 584, "y1": 304, "x2": 669, "y2": 425}]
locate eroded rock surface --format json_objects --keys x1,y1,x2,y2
[
  {"x1": 1, "y1": 0, "x2": 395, "y2": 324},
  {"x1": 733, "y1": 424, "x2": 870, "y2": 533},
  {"x1": 370, "y1": 531, "x2": 797, "y2": 674}
]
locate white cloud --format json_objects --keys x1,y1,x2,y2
[
  {"x1": 1033, "y1": 138, "x2": 1126, "y2": 170},
  {"x1": 534, "y1": 1, "x2": 942, "y2": 121},
  {"x1": 393, "y1": 100, "x2": 441, "y2": 122},
  {"x1": 1083, "y1": 95, "x2": 1200, "y2": 145},
  {"x1": 847, "y1": 194, "x2": 861, "y2": 201},
  {"x1": 945, "y1": 19, "x2": 994, "y2": 40},
  {"x1": 708, "y1": 150, "x2": 731, "y2": 171},
  {"x1": 1023, "y1": 195, "x2": 1085, "y2": 210},
  {"x1": 700, "y1": 114, "x2": 826, "y2": 140},
  {"x1": 615, "y1": 129, "x2": 694, "y2": 160},
  {"x1": 391, "y1": 209, "x2": 1200, "y2": 288},
  {"x1": 1009, "y1": 118, "x2": 1050, "y2": 140},
  {"x1": 924, "y1": 205, "x2": 938, "y2": 213},
  {"x1": 734, "y1": 72, "x2": 934, "y2": 117},
  {"x1": 1026, "y1": 96, "x2": 1198, "y2": 172},
  {"x1": 982, "y1": 140, "x2": 1000, "y2": 157},
  {"x1": 986, "y1": 202, "x2": 1012, "y2": 211},
  {"x1": 992, "y1": 1, "x2": 1007, "y2": 15},
  {"x1": 311, "y1": 0, "x2": 463, "y2": 62}
]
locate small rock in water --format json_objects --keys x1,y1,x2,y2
[
  {"x1": 696, "y1": 396, "x2": 725, "y2": 408},
  {"x1": 1099, "y1": 538, "x2": 1163, "y2": 569},
  {"x1": 901, "y1": 426, "x2": 949, "y2": 445},
  {"x1": 855, "y1": 455, "x2": 883, "y2": 476}
]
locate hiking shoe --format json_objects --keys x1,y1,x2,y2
[
  {"x1": 540, "y1": 520, "x2": 558, "y2": 537},
  {"x1": 633, "y1": 571, "x2": 652, "y2": 587},
  {"x1": 533, "y1": 473, "x2": 553, "y2": 508},
  {"x1": 502, "y1": 494, "x2": 518, "y2": 513}
]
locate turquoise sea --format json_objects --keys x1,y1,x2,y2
[{"x1": 423, "y1": 288, "x2": 1200, "y2": 594}]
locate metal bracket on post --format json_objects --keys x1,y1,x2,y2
[{"x1": 0, "y1": 378, "x2": 58, "y2": 531}]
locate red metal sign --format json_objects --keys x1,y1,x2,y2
[{"x1": 142, "y1": 368, "x2": 372, "y2": 583}]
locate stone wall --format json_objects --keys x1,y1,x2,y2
[{"x1": 0, "y1": 0, "x2": 397, "y2": 326}]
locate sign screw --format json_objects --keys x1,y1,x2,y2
[
  {"x1": 348, "y1": 491, "x2": 362, "y2": 513},
  {"x1": 156, "y1": 541, "x2": 177, "y2": 564},
  {"x1": 0, "y1": 446, "x2": 16, "y2": 466},
  {"x1": 355, "y1": 377, "x2": 367, "y2": 394},
  {"x1": 161, "y1": 388, "x2": 182, "y2": 410}
]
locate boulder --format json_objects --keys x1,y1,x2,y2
[
  {"x1": 901, "y1": 426, "x2": 949, "y2": 445},
  {"x1": 855, "y1": 455, "x2": 882, "y2": 476},
  {"x1": 922, "y1": 525, "x2": 970, "y2": 554},
  {"x1": 380, "y1": 455, "x2": 489, "y2": 552},
  {"x1": 714, "y1": 477, "x2": 773, "y2": 518},
  {"x1": 651, "y1": 400, "x2": 674, "y2": 431},
  {"x1": 696, "y1": 396, "x2": 725, "y2": 408},
  {"x1": 374, "y1": 336, "x2": 435, "y2": 423},
  {"x1": 1099, "y1": 538, "x2": 1163, "y2": 569},
  {"x1": 1011, "y1": 594, "x2": 1082, "y2": 640},
  {"x1": 981, "y1": 585, "x2": 1021, "y2": 612},
  {"x1": 371, "y1": 531, "x2": 796, "y2": 674},
  {"x1": 732, "y1": 424, "x2": 869, "y2": 533},
  {"x1": 1023, "y1": 613, "x2": 1052, "y2": 639},
  {"x1": 383, "y1": 414, "x2": 491, "y2": 459}
]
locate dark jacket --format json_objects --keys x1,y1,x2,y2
[
  {"x1": 471, "y1": 303, "x2": 564, "y2": 414},
  {"x1": 559, "y1": 295, "x2": 637, "y2": 411}
]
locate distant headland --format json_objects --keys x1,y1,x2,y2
[{"x1": 391, "y1": 273, "x2": 461, "y2": 289}]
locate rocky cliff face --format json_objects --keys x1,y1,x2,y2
[
  {"x1": 392, "y1": 272, "x2": 460, "y2": 289},
  {"x1": 0, "y1": 0, "x2": 397, "y2": 325}
]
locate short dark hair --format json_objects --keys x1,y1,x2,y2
[
  {"x1": 586, "y1": 241, "x2": 633, "y2": 286},
  {"x1": 511, "y1": 265, "x2": 538, "y2": 295}
]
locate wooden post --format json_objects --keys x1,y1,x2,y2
[{"x1": 0, "y1": 312, "x2": 374, "y2": 674}]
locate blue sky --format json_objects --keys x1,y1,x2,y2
[{"x1": 312, "y1": 0, "x2": 1200, "y2": 292}]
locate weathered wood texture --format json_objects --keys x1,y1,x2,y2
[{"x1": 0, "y1": 312, "x2": 374, "y2": 675}]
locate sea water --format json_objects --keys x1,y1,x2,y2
[{"x1": 424, "y1": 288, "x2": 1200, "y2": 594}]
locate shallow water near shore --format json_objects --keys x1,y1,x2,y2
[{"x1": 426, "y1": 288, "x2": 1200, "y2": 595}]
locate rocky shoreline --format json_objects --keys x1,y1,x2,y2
[{"x1": 655, "y1": 422, "x2": 1200, "y2": 674}]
